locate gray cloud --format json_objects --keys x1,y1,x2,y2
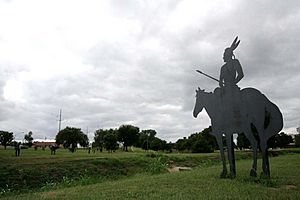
[{"x1": 1, "y1": 1, "x2": 300, "y2": 142}]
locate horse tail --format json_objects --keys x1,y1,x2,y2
[{"x1": 264, "y1": 101, "x2": 283, "y2": 140}]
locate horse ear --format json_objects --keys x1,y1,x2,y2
[
  {"x1": 196, "y1": 87, "x2": 205, "y2": 93},
  {"x1": 197, "y1": 87, "x2": 205, "y2": 92}
]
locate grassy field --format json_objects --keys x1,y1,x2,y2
[
  {"x1": 0, "y1": 147, "x2": 226, "y2": 193},
  {"x1": 0, "y1": 147, "x2": 300, "y2": 199}
]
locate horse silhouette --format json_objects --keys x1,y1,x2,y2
[{"x1": 193, "y1": 87, "x2": 283, "y2": 177}]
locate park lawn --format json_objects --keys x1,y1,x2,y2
[
  {"x1": 0, "y1": 147, "x2": 223, "y2": 164},
  {"x1": 0, "y1": 147, "x2": 255, "y2": 167},
  {"x1": 2, "y1": 153, "x2": 300, "y2": 200},
  {"x1": 0, "y1": 147, "x2": 150, "y2": 164}
]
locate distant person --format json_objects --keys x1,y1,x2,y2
[
  {"x1": 87, "y1": 143, "x2": 93, "y2": 154},
  {"x1": 15, "y1": 142, "x2": 21, "y2": 157},
  {"x1": 69, "y1": 143, "x2": 76, "y2": 153},
  {"x1": 50, "y1": 144, "x2": 57, "y2": 155}
]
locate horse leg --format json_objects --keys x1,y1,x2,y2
[
  {"x1": 260, "y1": 138, "x2": 270, "y2": 178},
  {"x1": 216, "y1": 134, "x2": 227, "y2": 178},
  {"x1": 231, "y1": 135, "x2": 236, "y2": 175},
  {"x1": 244, "y1": 128, "x2": 258, "y2": 177},
  {"x1": 226, "y1": 134, "x2": 236, "y2": 178}
]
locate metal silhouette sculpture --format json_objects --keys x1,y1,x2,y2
[{"x1": 193, "y1": 37, "x2": 283, "y2": 178}]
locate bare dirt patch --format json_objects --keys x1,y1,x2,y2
[
  {"x1": 167, "y1": 166, "x2": 192, "y2": 173},
  {"x1": 283, "y1": 185, "x2": 297, "y2": 189}
]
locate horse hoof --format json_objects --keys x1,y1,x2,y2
[
  {"x1": 229, "y1": 173, "x2": 236, "y2": 179},
  {"x1": 250, "y1": 169, "x2": 257, "y2": 177},
  {"x1": 260, "y1": 172, "x2": 270, "y2": 179},
  {"x1": 220, "y1": 171, "x2": 227, "y2": 178}
]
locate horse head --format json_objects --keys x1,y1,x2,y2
[{"x1": 193, "y1": 87, "x2": 206, "y2": 118}]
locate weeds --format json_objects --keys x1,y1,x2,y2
[
  {"x1": 146, "y1": 156, "x2": 167, "y2": 174},
  {"x1": 0, "y1": 184, "x2": 11, "y2": 196},
  {"x1": 61, "y1": 176, "x2": 74, "y2": 185}
]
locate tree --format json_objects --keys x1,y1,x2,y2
[
  {"x1": 277, "y1": 132, "x2": 293, "y2": 148},
  {"x1": 149, "y1": 137, "x2": 164, "y2": 151},
  {"x1": 295, "y1": 134, "x2": 300, "y2": 147},
  {"x1": 190, "y1": 130, "x2": 216, "y2": 153},
  {"x1": 55, "y1": 127, "x2": 88, "y2": 152},
  {"x1": 24, "y1": 131, "x2": 34, "y2": 147},
  {"x1": 137, "y1": 129, "x2": 157, "y2": 150},
  {"x1": 191, "y1": 138, "x2": 214, "y2": 153},
  {"x1": 175, "y1": 126, "x2": 217, "y2": 153},
  {"x1": 268, "y1": 132, "x2": 293, "y2": 149},
  {"x1": 94, "y1": 129, "x2": 105, "y2": 152},
  {"x1": 175, "y1": 137, "x2": 189, "y2": 152},
  {"x1": 117, "y1": 125, "x2": 139, "y2": 151},
  {"x1": 237, "y1": 133, "x2": 251, "y2": 150},
  {"x1": 0, "y1": 131, "x2": 14, "y2": 149},
  {"x1": 188, "y1": 127, "x2": 216, "y2": 153},
  {"x1": 94, "y1": 128, "x2": 117, "y2": 152},
  {"x1": 200, "y1": 126, "x2": 217, "y2": 149},
  {"x1": 164, "y1": 142, "x2": 174, "y2": 153},
  {"x1": 103, "y1": 132, "x2": 118, "y2": 153}
]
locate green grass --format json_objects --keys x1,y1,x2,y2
[
  {"x1": 0, "y1": 148, "x2": 151, "y2": 191},
  {"x1": 0, "y1": 147, "x2": 228, "y2": 193},
  {"x1": 1, "y1": 147, "x2": 299, "y2": 199},
  {"x1": 1, "y1": 153, "x2": 299, "y2": 200}
]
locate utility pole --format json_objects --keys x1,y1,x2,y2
[
  {"x1": 58, "y1": 109, "x2": 62, "y2": 133},
  {"x1": 86, "y1": 126, "x2": 89, "y2": 144}
]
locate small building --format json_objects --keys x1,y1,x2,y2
[{"x1": 33, "y1": 139, "x2": 56, "y2": 148}]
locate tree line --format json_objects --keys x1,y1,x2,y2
[
  {"x1": 92, "y1": 125, "x2": 172, "y2": 152},
  {"x1": 1, "y1": 126, "x2": 299, "y2": 153},
  {"x1": 52, "y1": 125, "x2": 172, "y2": 153},
  {"x1": 174, "y1": 127, "x2": 217, "y2": 153},
  {"x1": 0, "y1": 130, "x2": 33, "y2": 149},
  {"x1": 236, "y1": 131, "x2": 295, "y2": 150},
  {"x1": 174, "y1": 127, "x2": 298, "y2": 153},
  {"x1": 54, "y1": 128, "x2": 300, "y2": 153}
]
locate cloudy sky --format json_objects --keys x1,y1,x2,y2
[{"x1": 0, "y1": 0, "x2": 300, "y2": 142}]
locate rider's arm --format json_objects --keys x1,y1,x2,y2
[
  {"x1": 219, "y1": 67, "x2": 224, "y2": 87},
  {"x1": 234, "y1": 59, "x2": 244, "y2": 84}
]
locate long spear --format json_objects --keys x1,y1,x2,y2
[{"x1": 196, "y1": 70, "x2": 220, "y2": 83}]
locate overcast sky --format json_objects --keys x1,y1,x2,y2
[{"x1": 0, "y1": 0, "x2": 300, "y2": 142}]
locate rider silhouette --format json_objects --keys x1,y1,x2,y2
[
  {"x1": 218, "y1": 37, "x2": 244, "y2": 131},
  {"x1": 219, "y1": 36, "x2": 243, "y2": 89}
]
